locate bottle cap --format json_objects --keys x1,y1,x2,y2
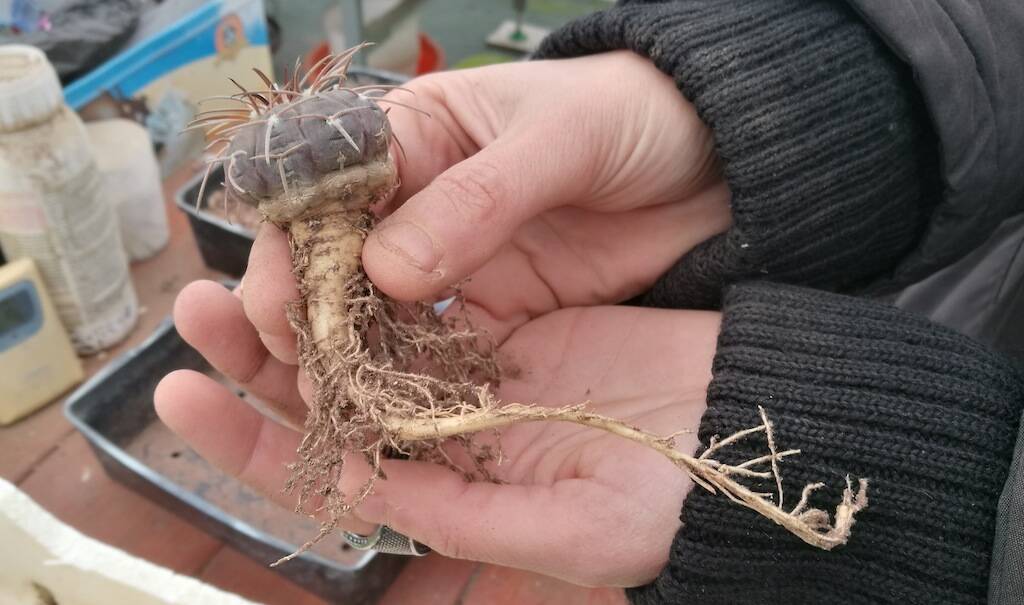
[{"x1": 0, "y1": 45, "x2": 63, "y2": 132}]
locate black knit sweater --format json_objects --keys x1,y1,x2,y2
[
  {"x1": 633, "y1": 282, "x2": 1024, "y2": 604},
  {"x1": 536, "y1": 1, "x2": 1024, "y2": 603},
  {"x1": 538, "y1": 0, "x2": 938, "y2": 309}
]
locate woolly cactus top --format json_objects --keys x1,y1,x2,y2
[
  {"x1": 224, "y1": 90, "x2": 391, "y2": 205},
  {"x1": 190, "y1": 45, "x2": 399, "y2": 220}
]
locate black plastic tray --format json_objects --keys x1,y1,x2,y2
[
  {"x1": 175, "y1": 165, "x2": 255, "y2": 278},
  {"x1": 64, "y1": 317, "x2": 406, "y2": 604}
]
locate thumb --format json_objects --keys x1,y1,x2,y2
[
  {"x1": 362, "y1": 133, "x2": 588, "y2": 301},
  {"x1": 355, "y1": 459, "x2": 606, "y2": 573}
]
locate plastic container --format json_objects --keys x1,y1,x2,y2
[
  {"x1": 1, "y1": 478, "x2": 257, "y2": 605},
  {"x1": 175, "y1": 165, "x2": 256, "y2": 278},
  {"x1": 64, "y1": 316, "x2": 406, "y2": 604},
  {"x1": 0, "y1": 258, "x2": 84, "y2": 426},
  {"x1": 86, "y1": 118, "x2": 170, "y2": 261},
  {"x1": 0, "y1": 45, "x2": 137, "y2": 354}
]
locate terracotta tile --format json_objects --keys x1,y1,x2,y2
[
  {"x1": 0, "y1": 401, "x2": 74, "y2": 482},
  {"x1": 199, "y1": 545, "x2": 328, "y2": 605},
  {"x1": 17, "y1": 432, "x2": 222, "y2": 575},
  {"x1": 379, "y1": 555, "x2": 480, "y2": 605},
  {"x1": 461, "y1": 564, "x2": 628, "y2": 605}
]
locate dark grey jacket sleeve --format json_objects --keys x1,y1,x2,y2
[
  {"x1": 847, "y1": 0, "x2": 1024, "y2": 291},
  {"x1": 538, "y1": 0, "x2": 1024, "y2": 307},
  {"x1": 991, "y1": 411, "x2": 1024, "y2": 603},
  {"x1": 537, "y1": 0, "x2": 940, "y2": 309},
  {"x1": 536, "y1": 2, "x2": 1024, "y2": 604},
  {"x1": 629, "y1": 282, "x2": 1024, "y2": 605}
]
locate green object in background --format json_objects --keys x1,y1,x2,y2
[
  {"x1": 452, "y1": 52, "x2": 516, "y2": 70},
  {"x1": 421, "y1": 0, "x2": 603, "y2": 66},
  {"x1": 530, "y1": 0, "x2": 609, "y2": 16},
  {"x1": 512, "y1": 0, "x2": 528, "y2": 40}
]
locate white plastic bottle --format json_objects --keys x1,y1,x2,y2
[
  {"x1": 86, "y1": 118, "x2": 169, "y2": 261},
  {"x1": 0, "y1": 45, "x2": 138, "y2": 353}
]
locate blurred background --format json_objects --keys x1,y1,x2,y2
[
  {"x1": 0, "y1": 2, "x2": 630, "y2": 605},
  {"x1": 1, "y1": 0, "x2": 610, "y2": 175}
]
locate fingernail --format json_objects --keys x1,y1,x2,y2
[{"x1": 374, "y1": 221, "x2": 442, "y2": 274}]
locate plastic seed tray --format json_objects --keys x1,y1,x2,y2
[{"x1": 64, "y1": 317, "x2": 405, "y2": 604}]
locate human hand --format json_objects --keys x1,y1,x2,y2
[
  {"x1": 158, "y1": 279, "x2": 720, "y2": 586},
  {"x1": 365, "y1": 50, "x2": 729, "y2": 305},
  {"x1": 157, "y1": 52, "x2": 730, "y2": 586},
  {"x1": 243, "y1": 50, "x2": 730, "y2": 365}
]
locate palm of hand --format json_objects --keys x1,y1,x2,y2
[
  {"x1": 460, "y1": 304, "x2": 715, "y2": 586},
  {"x1": 453, "y1": 198, "x2": 727, "y2": 345},
  {"x1": 157, "y1": 51, "x2": 728, "y2": 588},
  {"x1": 162, "y1": 234, "x2": 719, "y2": 586}
]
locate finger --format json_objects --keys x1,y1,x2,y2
[
  {"x1": 154, "y1": 369, "x2": 378, "y2": 535},
  {"x1": 355, "y1": 460, "x2": 616, "y2": 577},
  {"x1": 362, "y1": 132, "x2": 591, "y2": 301},
  {"x1": 243, "y1": 223, "x2": 299, "y2": 342},
  {"x1": 174, "y1": 280, "x2": 307, "y2": 426},
  {"x1": 381, "y1": 74, "x2": 481, "y2": 211},
  {"x1": 260, "y1": 331, "x2": 299, "y2": 365},
  {"x1": 445, "y1": 183, "x2": 728, "y2": 309}
]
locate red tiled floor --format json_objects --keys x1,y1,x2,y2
[
  {"x1": 0, "y1": 401, "x2": 74, "y2": 482},
  {"x1": 199, "y1": 545, "x2": 328, "y2": 605},
  {"x1": 378, "y1": 554, "x2": 481, "y2": 605}
]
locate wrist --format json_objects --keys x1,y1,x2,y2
[{"x1": 630, "y1": 282, "x2": 1024, "y2": 602}]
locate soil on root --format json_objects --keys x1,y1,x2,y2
[{"x1": 281, "y1": 209, "x2": 504, "y2": 559}]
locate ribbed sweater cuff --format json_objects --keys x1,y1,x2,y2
[
  {"x1": 628, "y1": 282, "x2": 1024, "y2": 605},
  {"x1": 537, "y1": 0, "x2": 937, "y2": 308}
]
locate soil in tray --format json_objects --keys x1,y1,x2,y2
[{"x1": 123, "y1": 373, "x2": 364, "y2": 566}]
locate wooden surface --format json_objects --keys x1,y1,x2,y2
[{"x1": 0, "y1": 168, "x2": 627, "y2": 605}]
